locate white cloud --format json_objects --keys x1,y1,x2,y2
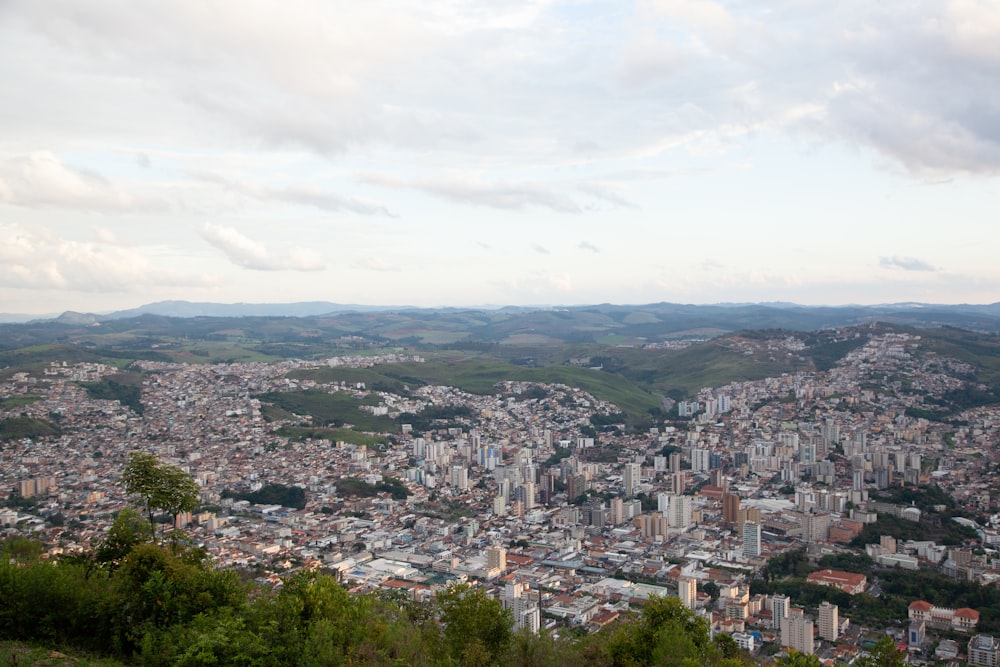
[
  {"x1": 193, "y1": 171, "x2": 393, "y2": 216},
  {"x1": 360, "y1": 172, "x2": 583, "y2": 213},
  {"x1": 879, "y1": 256, "x2": 936, "y2": 272},
  {"x1": 200, "y1": 223, "x2": 325, "y2": 271},
  {"x1": 578, "y1": 241, "x2": 600, "y2": 253},
  {"x1": 0, "y1": 224, "x2": 210, "y2": 291},
  {"x1": 618, "y1": 28, "x2": 687, "y2": 89},
  {"x1": 351, "y1": 256, "x2": 397, "y2": 272},
  {"x1": 944, "y1": 0, "x2": 1000, "y2": 67},
  {"x1": 0, "y1": 152, "x2": 157, "y2": 212}
]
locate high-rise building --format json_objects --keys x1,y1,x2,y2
[
  {"x1": 610, "y1": 497, "x2": 624, "y2": 525},
  {"x1": 969, "y1": 635, "x2": 1000, "y2": 667},
  {"x1": 624, "y1": 462, "x2": 641, "y2": 497},
  {"x1": 568, "y1": 473, "x2": 589, "y2": 500},
  {"x1": 678, "y1": 577, "x2": 697, "y2": 609},
  {"x1": 782, "y1": 608, "x2": 814, "y2": 655},
  {"x1": 771, "y1": 594, "x2": 790, "y2": 632},
  {"x1": 691, "y1": 448, "x2": 711, "y2": 472},
  {"x1": 722, "y1": 492, "x2": 741, "y2": 524},
  {"x1": 738, "y1": 506, "x2": 761, "y2": 525},
  {"x1": 818, "y1": 601, "x2": 839, "y2": 642},
  {"x1": 518, "y1": 481, "x2": 537, "y2": 510},
  {"x1": 503, "y1": 581, "x2": 540, "y2": 634},
  {"x1": 486, "y1": 545, "x2": 507, "y2": 572},
  {"x1": 742, "y1": 521, "x2": 762, "y2": 558},
  {"x1": 635, "y1": 512, "x2": 669, "y2": 539},
  {"x1": 802, "y1": 512, "x2": 832, "y2": 542},
  {"x1": 668, "y1": 494, "x2": 692, "y2": 529},
  {"x1": 657, "y1": 492, "x2": 670, "y2": 514},
  {"x1": 450, "y1": 465, "x2": 470, "y2": 490},
  {"x1": 669, "y1": 471, "x2": 686, "y2": 495}
]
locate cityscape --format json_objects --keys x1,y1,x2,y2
[
  {"x1": 3, "y1": 1, "x2": 1000, "y2": 663},
  {"x1": 4, "y1": 319, "x2": 1000, "y2": 664}
]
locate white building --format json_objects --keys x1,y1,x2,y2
[
  {"x1": 818, "y1": 601, "x2": 839, "y2": 642},
  {"x1": 742, "y1": 521, "x2": 761, "y2": 558}
]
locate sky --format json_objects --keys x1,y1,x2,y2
[{"x1": 1, "y1": 0, "x2": 999, "y2": 315}]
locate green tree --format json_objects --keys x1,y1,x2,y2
[
  {"x1": 582, "y1": 595, "x2": 713, "y2": 667},
  {"x1": 856, "y1": 636, "x2": 906, "y2": 667},
  {"x1": 775, "y1": 650, "x2": 822, "y2": 667},
  {"x1": 121, "y1": 452, "x2": 200, "y2": 532},
  {"x1": 95, "y1": 508, "x2": 154, "y2": 570},
  {"x1": 436, "y1": 583, "x2": 513, "y2": 664}
]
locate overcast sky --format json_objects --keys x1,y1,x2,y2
[{"x1": 2, "y1": 0, "x2": 999, "y2": 315}]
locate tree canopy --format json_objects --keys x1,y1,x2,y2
[{"x1": 121, "y1": 451, "x2": 200, "y2": 531}]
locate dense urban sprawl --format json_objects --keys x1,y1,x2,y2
[{"x1": 4, "y1": 329, "x2": 1000, "y2": 663}]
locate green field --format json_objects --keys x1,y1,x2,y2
[
  {"x1": 917, "y1": 327, "x2": 1000, "y2": 385},
  {"x1": 287, "y1": 366, "x2": 411, "y2": 395},
  {"x1": 0, "y1": 395, "x2": 42, "y2": 409},
  {"x1": 291, "y1": 356, "x2": 663, "y2": 423},
  {"x1": 256, "y1": 390, "x2": 397, "y2": 433},
  {"x1": 611, "y1": 340, "x2": 810, "y2": 396},
  {"x1": 278, "y1": 426, "x2": 387, "y2": 447},
  {"x1": 0, "y1": 416, "x2": 61, "y2": 442}
]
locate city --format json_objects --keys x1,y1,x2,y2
[{"x1": 4, "y1": 326, "x2": 1000, "y2": 664}]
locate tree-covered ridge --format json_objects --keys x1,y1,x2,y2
[
  {"x1": 79, "y1": 375, "x2": 144, "y2": 415},
  {"x1": 221, "y1": 483, "x2": 308, "y2": 509},
  {"x1": 0, "y1": 415, "x2": 61, "y2": 442}
]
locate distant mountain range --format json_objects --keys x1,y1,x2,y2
[
  {"x1": 0, "y1": 300, "x2": 996, "y2": 357},
  {"x1": 4, "y1": 299, "x2": 995, "y2": 326},
  {"x1": 0, "y1": 300, "x2": 996, "y2": 333},
  {"x1": 100, "y1": 300, "x2": 414, "y2": 320}
]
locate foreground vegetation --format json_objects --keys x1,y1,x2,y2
[{"x1": 1, "y1": 530, "x2": 747, "y2": 667}]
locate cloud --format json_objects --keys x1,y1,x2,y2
[
  {"x1": 351, "y1": 256, "x2": 397, "y2": 272},
  {"x1": 0, "y1": 224, "x2": 211, "y2": 291},
  {"x1": 0, "y1": 152, "x2": 159, "y2": 213},
  {"x1": 617, "y1": 28, "x2": 687, "y2": 89},
  {"x1": 500, "y1": 269, "x2": 575, "y2": 296},
  {"x1": 532, "y1": 244, "x2": 550, "y2": 254},
  {"x1": 576, "y1": 182, "x2": 638, "y2": 209},
  {"x1": 193, "y1": 171, "x2": 393, "y2": 216},
  {"x1": 879, "y1": 256, "x2": 936, "y2": 272},
  {"x1": 201, "y1": 223, "x2": 324, "y2": 271},
  {"x1": 578, "y1": 241, "x2": 600, "y2": 253},
  {"x1": 360, "y1": 172, "x2": 583, "y2": 213}
]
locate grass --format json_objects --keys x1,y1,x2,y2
[
  {"x1": 0, "y1": 416, "x2": 61, "y2": 442},
  {"x1": 278, "y1": 426, "x2": 387, "y2": 447},
  {"x1": 290, "y1": 356, "x2": 662, "y2": 423},
  {"x1": 287, "y1": 366, "x2": 411, "y2": 395},
  {"x1": 608, "y1": 340, "x2": 811, "y2": 397},
  {"x1": 0, "y1": 641, "x2": 125, "y2": 666},
  {"x1": 155, "y1": 340, "x2": 285, "y2": 364},
  {"x1": 255, "y1": 390, "x2": 398, "y2": 433},
  {"x1": 0, "y1": 345, "x2": 135, "y2": 377},
  {"x1": 0, "y1": 395, "x2": 42, "y2": 409},
  {"x1": 917, "y1": 327, "x2": 1000, "y2": 385}
]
